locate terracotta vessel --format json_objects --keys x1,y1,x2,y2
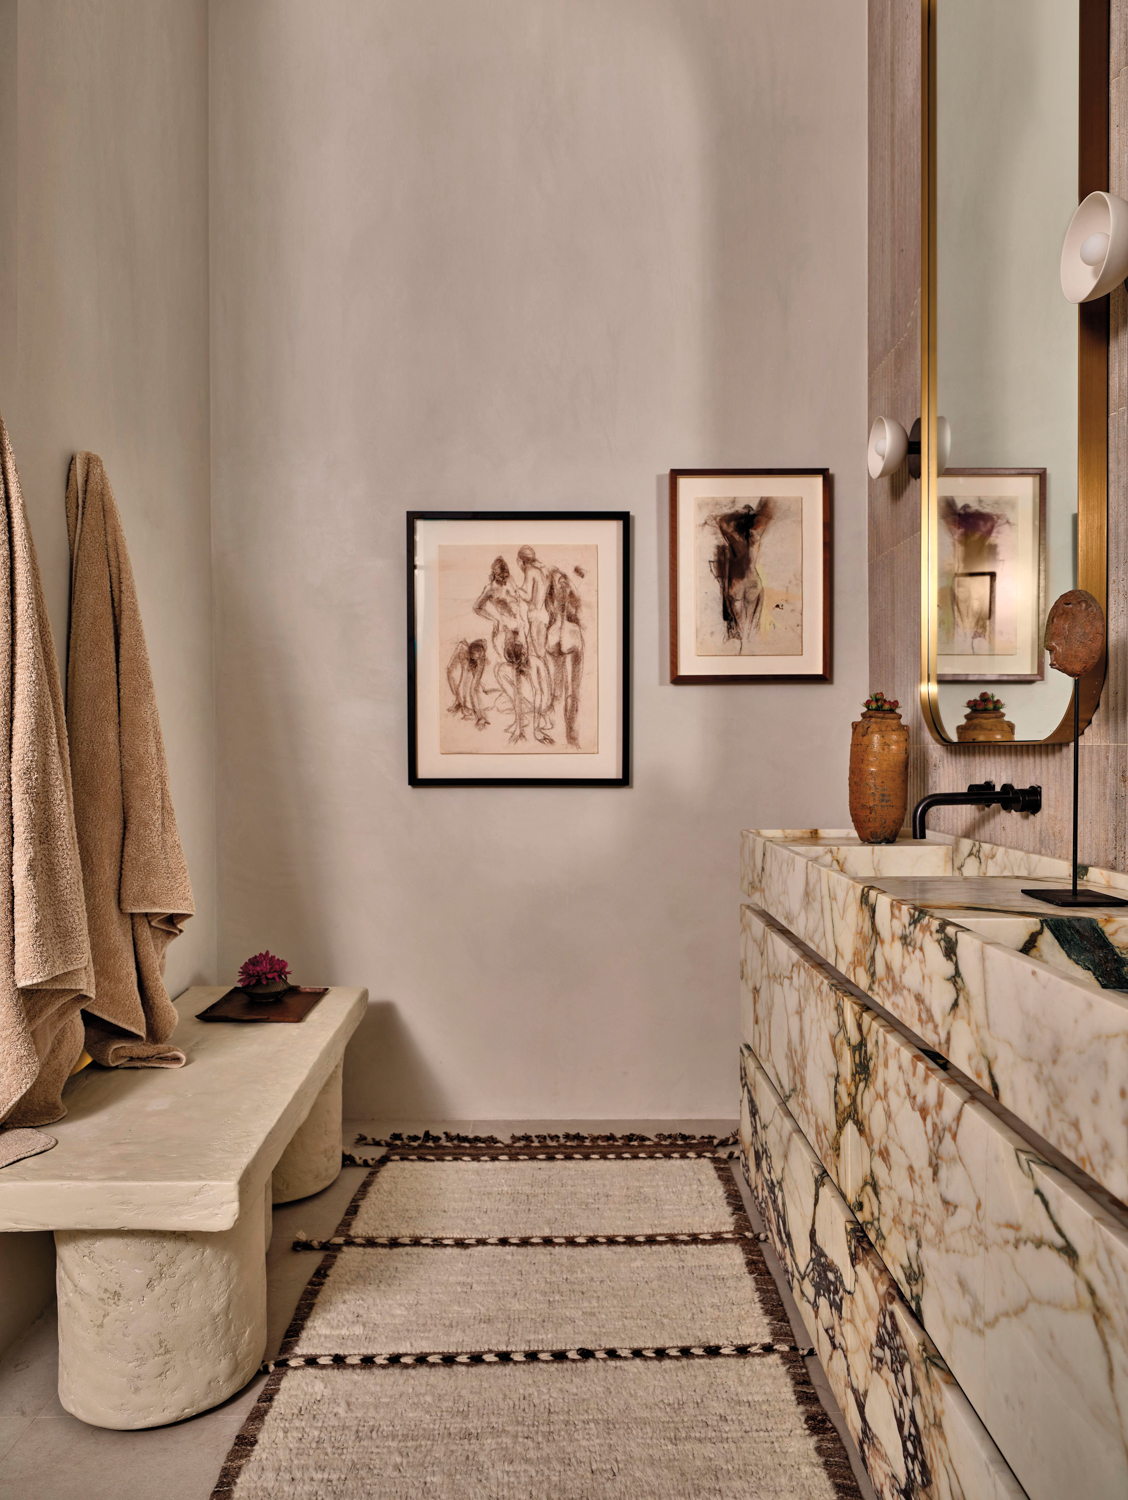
[
  {"x1": 849, "y1": 708, "x2": 909, "y2": 843},
  {"x1": 956, "y1": 708, "x2": 1015, "y2": 743}
]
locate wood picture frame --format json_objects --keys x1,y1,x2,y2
[
  {"x1": 408, "y1": 511, "x2": 630, "y2": 786},
  {"x1": 669, "y1": 469, "x2": 832, "y2": 683},
  {"x1": 934, "y1": 468, "x2": 1047, "y2": 683}
]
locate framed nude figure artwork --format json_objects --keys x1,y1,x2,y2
[
  {"x1": 408, "y1": 511, "x2": 630, "y2": 786},
  {"x1": 669, "y1": 470, "x2": 831, "y2": 683}
]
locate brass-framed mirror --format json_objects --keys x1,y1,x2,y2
[{"x1": 920, "y1": 0, "x2": 1110, "y2": 746}]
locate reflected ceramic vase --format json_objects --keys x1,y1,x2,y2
[
  {"x1": 956, "y1": 709, "x2": 1015, "y2": 743},
  {"x1": 849, "y1": 709, "x2": 909, "y2": 843}
]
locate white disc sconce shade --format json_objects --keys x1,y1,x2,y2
[
  {"x1": 1060, "y1": 191, "x2": 1128, "y2": 302},
  {"x1": 869, "y1": 416, "x2": 950, "y2": 480},
  {"x1": 868, "y1": 417, "x2": 908, "y2": 479}
]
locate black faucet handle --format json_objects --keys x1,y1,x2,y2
[
  {"x1": 968, "y1": 780, "x2": 996, "y2": 794},
  {"x1": 998, "y1": 783, "x2": 1041, "y2": 814}
]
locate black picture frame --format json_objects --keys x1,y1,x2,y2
[{"x1": 407, "y1": 510, "x2": 631, "y2": 786}]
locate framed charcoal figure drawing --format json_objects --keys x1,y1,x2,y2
[
  {"x1": 408, "y1": 511, "x2": 630, "y2": 786},
  {"x1": 669, "y1": 470, "x2": 831, "y2": 683}
]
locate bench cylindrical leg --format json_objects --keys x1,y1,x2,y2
[
  {"x1": 54, "y1": 1206, "x2": 267, "y2": 1429},
  {"x1": 272, "y1": 1058, "x2": 343, "y2": 1204}
]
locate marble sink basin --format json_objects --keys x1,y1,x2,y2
[
  {"x1": 872, "y1": 875, "x2": 1128, "y2": 992},
  {"x1": 760, "y1": 830, "x2": 1128, "y2": 992}
]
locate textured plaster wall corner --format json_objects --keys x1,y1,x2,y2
[
  {"x1": 0, "y1": 0, "x2": 213, "y2": 1354},
  {"x1": 210, "y1": 0, "x2": 869, "y2": 1120},
  {"x1": 10, "y1": 0, "x2": 216, "y2": 997}
]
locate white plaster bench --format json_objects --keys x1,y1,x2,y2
[{"x1": 0, "y1": 985, "x2": 367, "y2": 1430}]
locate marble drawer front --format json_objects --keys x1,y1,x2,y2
[
  {"x1": 741, "y1": 831, "x2": 1128, "y2": 1203},
  {"x1": 740, "y1": 1051, "x2": 1024, "y2": 1500},
  {"x1": 741, "y1": 906, "x2": 1128, "y2": 1500}
]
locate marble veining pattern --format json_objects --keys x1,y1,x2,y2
[
  {"x1": 741, "y1": 906, "x2": 1128, "y2": 1500},
  {"x1": 740, "y1": 1050, "x2": 1025, "y2": 1500},
  {"x1": 951, "y1": 838, "x2": 1128, "y2": 894},
  {"x1": 741, "y1": 831, "x2": 1128, "y2": 1202}
]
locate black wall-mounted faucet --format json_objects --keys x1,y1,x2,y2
[{"x1": 911, "y1": 781, "x2": 1041, "y2": 840}]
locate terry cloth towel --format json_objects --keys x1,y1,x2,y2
[
  {"x1": 0, "y1": 1128, "x2": 56, "y2": 1169},
  {"x1": 66, "y1": 453, "x2": 193, "y2": 1070},
  {"x1": 0, "y1": 412, "x2": 94, "y2": 1136}
]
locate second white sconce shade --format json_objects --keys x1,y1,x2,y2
[
  {"x1": 1060, "y1": 191, "x2": 1128, "y2": 302},
  {"x1": 867, "y1": 417, "x2": 908, "y2": 479},
  {"x1": 936, "y1": 415, "x2": 951, "y2": 475}
]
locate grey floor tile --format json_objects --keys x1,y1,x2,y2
[
  {"x1": 0, "y1": 1420, "x2": 31, "y2": 1466},
  {"x1": 0, "y1": 1397, "x2": 255, "y2": 1500},
  {"x1": 0, "y1": 1313, "x2": 59, "y2": 1421}
]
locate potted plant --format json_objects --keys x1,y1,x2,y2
[
  {"x1": 238, "y1": 951, "x2": 292, "y2": 1000},
  {"x1": 849, "y1": 691, "x2": 910, "y2": 843},
  {"x1": 956, "y1": 691, "x2": 1015, "y2": 743}
]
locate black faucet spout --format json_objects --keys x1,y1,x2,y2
[{"x1": 911, "y1": 782, "x2": 1041, "y2": 840}]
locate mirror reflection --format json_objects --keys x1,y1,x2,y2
[{"x1": 932, "y1": 0, "x2": 1079, "y2": 743}]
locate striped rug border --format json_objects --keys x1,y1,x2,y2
[
  {"x1": 262, "y1": 1339, "x2": 811, "y2": 1371},
  {"x1": 210, "y1": 1139, "x2": 863, "y2": 1500},
  {"x1": 291, "y1": 1228, "x2": 766, "y2": 1250},
  {"x1": 346, "y1": 1130, "x2": 740, "y2": 1164}
]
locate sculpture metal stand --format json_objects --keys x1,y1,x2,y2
[{"x1": 1021, "y1": 590, "x2": 1128, "y2": 908}]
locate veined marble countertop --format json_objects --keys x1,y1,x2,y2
[
  {"x1": 742, "y1": 830, "x2": 1128, "y2": 1202},
  {"x1": 873, "y1": 873, "x2": 1128, "y2": 917},
  {"x1": 0, "y1": 986, "x2": 368, "y2": 1233}
]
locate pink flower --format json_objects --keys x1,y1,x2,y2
[{"x1": 238, "y1": 951, "x2": 291, "y2": 988}]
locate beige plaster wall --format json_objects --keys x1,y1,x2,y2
[
  {"x1": 0, "y1": 0, "x2": 213, "y2": 1355},
  {"x1": 209, "y1": 0, "x2": 869, "y2": 1121}
]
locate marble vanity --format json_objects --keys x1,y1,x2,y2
[{"x1": 739, "y1": 831, "x2": 1128, "y2": 1500}]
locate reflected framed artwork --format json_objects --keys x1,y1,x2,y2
[
  {"x1": 935, "y1": 469, "x2": 1046, "y2": 682},
  {"x1": 408, "y1": 511, "x2": 630, "y2": 786},
  {"x1": 669, "y1": 469, "x2": 831, "y2": 683}
]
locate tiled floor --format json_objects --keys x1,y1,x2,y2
[{"x1": 0, "y1": 1120, "x2": 875, "y2": 1500}]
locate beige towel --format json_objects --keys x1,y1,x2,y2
[
  {"x1": 0, "y1": 413, "x2": 94, "y2": 1132},
  {"x1": 67, "y1": 454, "x2": 192, "y2": 1069},
  {"x1": 0, "y1": 1127, "x2": 57, "y2": 1169}
]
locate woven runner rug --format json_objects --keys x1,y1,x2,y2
[{"x1": 212, "y1": 1133, "x2": 862, "y2": 1499}]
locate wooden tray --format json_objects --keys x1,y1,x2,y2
[{"x1": 196, "y1": 986, "x2": 329, "y2": 1023}]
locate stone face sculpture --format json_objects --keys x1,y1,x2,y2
[{"x1": 1044, "y1": 589, "x2": 1105, "y2": 678}]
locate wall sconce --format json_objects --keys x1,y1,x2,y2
[
  {"x1": 1060, "y1": 191, "x2": 1128, "y2": 302},
  {"x1": 867, "y1": 416, "x2": 951, "y2": 480},
  {"x1": 867, "y1": 417, "x2": 907, "y2": 478}
]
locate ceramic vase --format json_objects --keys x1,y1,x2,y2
[
  {"x1": 956, "y1": 709, "x2": 1015, "y2": 743},
  {"x1": 849, "y1": 709, "x2": 909, "y2": 843}
]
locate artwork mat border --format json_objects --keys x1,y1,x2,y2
[
  {"x1": 934, "y1": 468, "x2": 1047, "y2": 683},
  {"x1": 668, "y1": 469, "x2": 832, "y2": 683},
  {"x1": 408, "y1": 511, "x2": 630, "y2": 787}
]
